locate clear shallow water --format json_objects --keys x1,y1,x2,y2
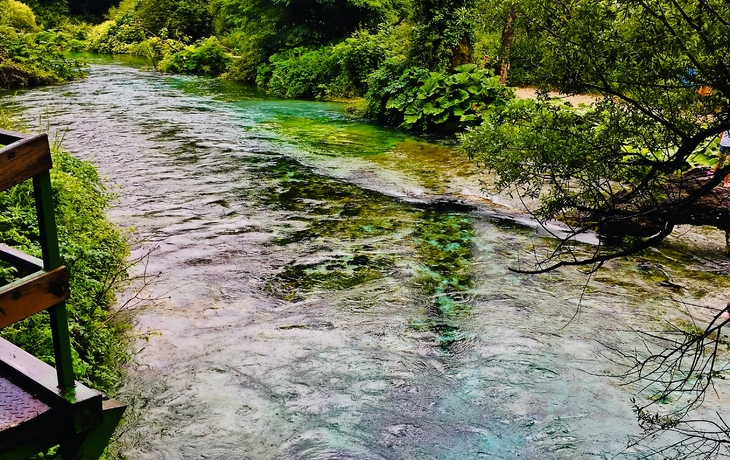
[{"x1": 3, "y1": 57, "x2": 730, "y2": 459}]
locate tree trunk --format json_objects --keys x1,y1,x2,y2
[
  {"x1": 499, "y1": 6, "x2": 516, "y2": 84},
  {"x1": 584, "y1": 169, "x2": 730, "y2": 255}
]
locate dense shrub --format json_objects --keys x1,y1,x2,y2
[
  {"x1": 127, "y1": 35, "x2": 182, "y2": 62},
  {"x1": 365, "y1": 56, "x2": 424, "y2": 124},
  {"x1": 55, "y1": 21, "x2": 91, "y2": 51},
  {"x1": 136, "y1": 0, "x2": 213, "y2": 41},
  {"x1": 328, "y1": 30, "x2": 387, "y2": 97},
  {"x1": 0, "y1": 0, "x2": 38, "y2": 32},
  {"x1": 13, "y1": 0, "x2": 68, "y2": 29},
  {"x1": 219, "y1": 29, "x2": 264, "y2": 83},
  {"x1": 0, "y1": 26, "x2": 87, "y2": 89},
  {"x1": 261, "y1": 48, "x2": 336, "y2": 99},
  {"x1": 211, "y1": 0, "x2": 393, "y2": 55},
  {"x1": 157, "y1": 36, "x2": 229, "y2": 75},
  {"x1": 410, "y1": 0, "x2": 475, "y2": 71},
  {"x1": 367, "y1": 62, "x2": 513, "y2": 132},
  {"x1": 86, "y1": 11, "x2": 146, "y2": 54}
]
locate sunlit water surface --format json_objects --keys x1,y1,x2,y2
[{"x1": 3, "y1": 55, "x2": 730, "y2": 459}]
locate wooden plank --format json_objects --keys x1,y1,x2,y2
[
  {"x1": 0, "y1": 134, "x2": 52, "y2": 193},
  {"x1": 0, "y1": 244, "x2": 43, "y2": 273},
  {"x1": 0, "y1": 267, "x2": 70, "y2": 329}
]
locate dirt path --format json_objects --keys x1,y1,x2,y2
[{"x1": 514, "y1": 87, "x2": 597, "y2": 106}]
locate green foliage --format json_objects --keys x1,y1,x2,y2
[
  {"x1": 255, "y1": 26, "x2": 406, "y2": 98},
  {"x1": 410, "y1": 0, "x2": 475, "y2": 71},
  {"x1": 0, "y1": 0, "x2": 85, "y2": 90},
  {"x1": 328, "y1": 29, "x2": 388, "y2": 96},
  {"x1": 211, "y1": 0, "x2": 395, "y2": 54},
  {"x1": 17, "y1": 0, "x2": 68, "y2": 28},
  {"x1": 472, "y1": 0, "x2": 542, "y2": 85},
  {"x1": 54, "y1": 20, "x2": 92, "y2": 51},
  {"x1": 127, "y1": 35, "x2": 181, "y2": 61},
  {"x1": 261, "y1": 47, "x2": 335, "y2": 99},
  {"x1": 137, "y1": 0, "x2": 212, "y2": 41},
  {"x1": 219, "y1": 29, "x2": 262, "y2": 82},
  {"x1": 0, "y1": 0, "x2": 39, "y2": 32},
  {"x1": 462, "y1": 97, "x2": 648, "y2": 220},
  {"x1": 21, "y1": 0, "x2": 119, "y2": 24},
  {"x1": 367, "y1": 62, "x2": 512, "y2": 132},
  {"x1": 461, "y1": 0, "x2": 730, "y2": 268},
  {"x1": 157, "y1": 36, "x2": 229, "y2": 75},
  {"x1": 0, "y1": 26, "x2": 87, "y2": 89},
  {"x1": 86, "y1": 11, "x2": 146, "y2": 54},
  {"x1": 0, "y1": 145, "x2": 130, "y2": 393}
]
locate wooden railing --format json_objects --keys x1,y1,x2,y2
[{"x1": 0, "y1": 130, "x2": 125, "y2": 460}]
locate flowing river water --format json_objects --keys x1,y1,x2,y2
[{"x1": 3, "y1": 56, "x2": 730, "y2": 459}]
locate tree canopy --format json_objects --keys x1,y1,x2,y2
[
  {"x1": 211, "y1": 0, "x2": 394, "y2": 53},
  {"x1": 462, "y1": 0, "x2": 730, "y2": 272}
]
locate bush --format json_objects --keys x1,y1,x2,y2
[
  {"x1": 328, "y1": 30, "x2": 387, "y2": 97},
  {"x1": 127, "y1": 35, "x2": 182, "y2": 61},
  {"x1": 19, "y1": 0, "x2": 68, "y2": 28},
  {"x1": 365, "y1": 57, "x2": 424, "y2": 124},
  {"x1": 263, "y1": 48, "x2": 336, "y2": 99},
  {"x1": 86, "y1": 13, "x2": 146, "y2": 54},
  {"x1": 0, "y1": 27, "x2": 87, "y2": 89},
  {"x1": 366, "y1": 62, "x2": 513, "y2": 133},
  {"x1": 0, "y1": 0, "x2": 38, "y2": 32},
  {"x1": 53, "y1": 21, "x2": 92, "y2": 51},
  {"x1": 136, "y1": 0, "x2": 212, "y2": 41},
  {"x1": 157, "y1": 36, "x2": 230, "y2": 75},
  {"x1": 220, "y1": 30, "x2": 263, "y2": 83}
]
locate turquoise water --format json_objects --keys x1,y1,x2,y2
[{"x1": 3, "y1": 57, "x2": 730, "y2": 459}]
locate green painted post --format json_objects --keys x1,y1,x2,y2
[{"x1": 33, "y1": 171, "x2": 75, "y2": 391}]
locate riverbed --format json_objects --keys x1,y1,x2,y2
[{"x1": 3, "y1": 56, "x2": 730, "y2": 459}]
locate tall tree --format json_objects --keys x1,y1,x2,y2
[
  {"x1": 462, "y1": 0, "x2": 730, "y2": 456},
  {"x1": 211, "y1": 0, "x2": 389, "y2": 52},
  {"x1": 410, "y1": 0, "x2": 475, "y2": 70},
  {"x1": 463, "y1": 0, "x2": 729, "y2": 271}
]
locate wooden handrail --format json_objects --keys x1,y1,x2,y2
[
  {"x1": 0, "y1": 267, "x2": 70, "y2": 329},
  {"x1": 0, "y1": 130, "x2": 126, "y2": 460},
  {"x1": 0, "y1": 130, "x2": 74, "y2": 390},
  {"x1": 0, "y1": 131, "x2": 52, "y2": 193}
]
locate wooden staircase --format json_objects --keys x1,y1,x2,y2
[{"x1": 0, "y1": 130, "x2": 125, "y2": 460}]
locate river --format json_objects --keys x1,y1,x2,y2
[{"x1": 3, "y1": 56, "x2": 730, "y2": 459}]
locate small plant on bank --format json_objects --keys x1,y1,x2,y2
[
  {"x1": 0, "y1": 25, "x2": 87, "y2": 89},
  {"x1": 366, "y1": 62, "x2": 513, "y2": 133},
  {"x1": 157, "y1": 36, "x2": 229, "y2": 75}
]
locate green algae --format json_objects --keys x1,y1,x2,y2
[
  {"x1": 410, "y1": 211, "x2": 476, "y2": 349},
  {"x1": 367, "y1": 138, "x2": 475, "y2": 194},
  {"x1": 252, "y1": 155, "x2": 478, "y2": 348},
  {"x1": 262, "y1": 113, "x2": 404, "y2": 158},
  {"x1": 267, "y1": 258, "x2": 387, "y2": 302}
]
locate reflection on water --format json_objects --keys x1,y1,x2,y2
[{"x1": 3, "y1": 59, "x2": 730, "y2": 459}]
